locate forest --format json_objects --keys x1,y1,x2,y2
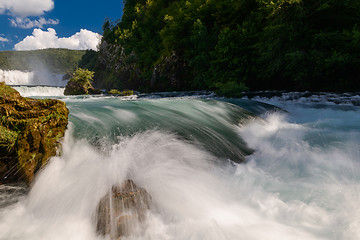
[
  {"x1": 87, "y1": 0, "x2": 360, "y2": 94},
  {"x1": 0, "y1": 49, "x2": 86, "y2": 73}
]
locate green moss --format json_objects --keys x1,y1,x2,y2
[
  {"x1": 122, "y1": 90, "x2": 134, "y2": 96},
  {"x1": 108, "y1": 89, "x2": 122, "y2": 94},
  {"x1": 0, "y1": 83, "x2": 69, "y2": 184},
  {"x1": 0, "y1": 82, "x2": 18, "y2": 95},
  {"x1": 108, "y1": 89, "x2": 134, "y2": 96},
  {"x1": 0, "y1": 125, "x2": 18, "y2": 150}
]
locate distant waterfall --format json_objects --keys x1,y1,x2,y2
[
  {"x1": 0, "y1": 69, "x2": 67, "y2": 87},
  {"x1": 12, "y1": 86, "x2": 65, "y2": 97}
]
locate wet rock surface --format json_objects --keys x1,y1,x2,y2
[
  {"x1": 0, "y1": 82, "x2": 68, "y2": 184},
  {"x1": 0, "y1": 183, "x2": 28, "y2": 208},
  {"x1": 96, "y1": 180, "x2": 151, "y2": 239},
  {"x1": 64, "y1": 79, "x2": 101, "y2": 95}
]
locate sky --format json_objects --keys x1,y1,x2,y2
[{"x1": 0, "y1": 0, "x2": 123, "y2": 51}]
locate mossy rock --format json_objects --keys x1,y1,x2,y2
[
  {"x1": 64, "y1": 80, "x2": 90, "y2": 95},
  {"x1": 0, "y1": 82, "x2": 68, "y2": 184},
  {"x1": 64, "y1": 78, "x2": 102, "y2": 95},
  {"x1": 64, "y1": 68, "x2": 101, "y2": 95},
  {"x1": 108, "y1": 89, "x2": 134, "y2": 96},
  {"x1": 107, "y1": 89, "x2": 122, "y2": 95}
]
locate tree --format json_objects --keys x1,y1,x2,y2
[{"x1": 70, "y1": 68, "x2": 94, "y2": 85}]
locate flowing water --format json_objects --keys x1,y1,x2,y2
[
  {"x1": 12, "y1": 86, "x2": 65, "y2": 97},
  {"x1": 0, "y1": 70, "x2": 67, "y2": 87},
  {"x1": 0, "y1": 86, "x2": 359, "y2": 240}
]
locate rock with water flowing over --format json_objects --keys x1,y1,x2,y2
[
  {"x1": 0, "y1": 82, "x2": 68, "y2": 184},
  {"x1": 96, "y1": 180, "x2": 151, "y2": 239}
]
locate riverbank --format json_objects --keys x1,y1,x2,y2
[{"x1": 0, "y1": 83, "x2": 68, "y2": 184}]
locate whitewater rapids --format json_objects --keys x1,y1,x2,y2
[{"x1": 0, "y1": 93, "x2": 359, "y2": 240}]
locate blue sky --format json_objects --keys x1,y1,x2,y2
[{"x1": 0, "y1": 0, "x2": 123, "y2": 51}]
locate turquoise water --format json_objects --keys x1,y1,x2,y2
[{"x1": 0, "y1": 90, "x2": 359, "y2": 240}]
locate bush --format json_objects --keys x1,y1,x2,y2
[
  {"x1": 215, "y1": 81, "x2": 248, "y2": 98},
  {"x1": 70, "y1": 68, "x2": 95, "y2": 85}
]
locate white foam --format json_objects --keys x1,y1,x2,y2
[
  {"x1": 237, "y1": 111, "x2": 360, "y2": 240},
  {"x1": 0, "y1": 98, "x2": 359, "y2": 240},
  {"x1": 0, "y1": 69, "x2": 67, "y2": 86},
  {"x1": 0, "y1": 127, "x2": 337, "y2": 240},
  {"x1": 13, "y1": 86, "x2": 65, "y2": 97}
]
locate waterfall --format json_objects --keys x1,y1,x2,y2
[
  {"x1": 0, "y1": 69, "x2": 67, "y2": 87},
  {"x1": 12, "y1": 86, "x2": 65, "y2": 97},
  {"x1": 0, "y1": 69, "x2": 67, "y2": 96}
]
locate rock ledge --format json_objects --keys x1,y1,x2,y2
[{"x1": 0, "y1": 82, "x2": 68, "y2": 184}]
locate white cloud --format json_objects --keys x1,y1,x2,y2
[
  {"x1": 10, "y1": 17, "x2": 59, "y2": 29},
  {"x1": 14, "y1": 28, "x2": 102, "y2": 51},
  {"x1": 0, "y1": 0, "x2": 54, "y2": 17},
  {"x1": 0, "y1": 36, "x2": 9, "y2": 42}
]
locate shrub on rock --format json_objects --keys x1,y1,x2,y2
[{"x1": 64, "y1": 68, "x2": 101, "y2": 95}]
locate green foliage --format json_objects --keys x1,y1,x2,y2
[
  {"x1": 215, "y1": 81, "x2": 248, "y2": 98},
  {"x1": 108, "y1": 89, "x2": 134, "y2": 95},
  {"x1": 108, "y1": 89, "x2": 122, "y2": 94},
  {"x1": 93, "y1": 0, "x2": 360, "y2": 92},
  {"x1": 208, "y1": 25, "x2": 255, "y2": 88},
  {"x1": 0, "y1": 48, "x2": 86, "y2": 73},
  {"x1": 78, "y1": 50, "x2": 98, "y2": 70},
  {"x1": 70, "y1": 68, "x2": 95, "y2": 85},
  {"x1": 0, "y1": 49, "x2": 85, "y2": 73},
  {"x1": 0, "y1": 125, "x2": 18, "y2": 150},
  {"x1": 0, "y1": 83, "x2": 68, "y2": 183}
]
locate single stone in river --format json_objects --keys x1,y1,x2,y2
[{"x1": 96, "y1": 180, "x2": 151, "y2": 239}]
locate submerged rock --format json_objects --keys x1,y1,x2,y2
[
  {"x1": 96, "y1": 180, "x2": 151, "y2": 239},
  {"x1": 0, "y1": 82, "x2": 68, "y2": 184}
]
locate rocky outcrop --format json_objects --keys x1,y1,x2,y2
[
  {"x1": 93, "y1": 41, "x2": 189, "y2": 92},
  {"x1": 96, "y1": 180, "x2": 151, "y2": 239},
  {"x1": 64, "y1": 79, "x2": 101, "y2": 95},
  {"x1": 150, "y1": 51, "x2": 190, "y2": 91},
  {"x1": 93, "y1": 41, "x2": 143, "y2": 91},
  {"x1": 0, "y1": 82, "x2": 68, "y2": 184},
  {"x1": 64, "y1": 68, "x2": 101, "y2": 95}
]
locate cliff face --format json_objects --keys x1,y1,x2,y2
[
  {"x1": 93, "y1": 41, "x2": 189, "y2": 92},
  {"x1": 93, "y1": 41, "x2": 142, "y2": 91},
  {"x1": 0, "y1": 82, "x2": 68, "y2": 184}
]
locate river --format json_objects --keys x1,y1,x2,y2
[{"x1": 0, "y1": 81, "x2": 359, "y2": 240}]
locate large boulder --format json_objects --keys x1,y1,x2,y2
[
  {"x1": 96, "y1": 180, "x2": 151, "y2": 239},
  {"x1": 0, "y1": 82, "x2": 68, "y2": 184},
  {"x1": 64, "y1": 78, "x2": 101, "y2": 95},
  {"x1": 64, "y1": 79, "x2": 90, "y2": 95}
]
